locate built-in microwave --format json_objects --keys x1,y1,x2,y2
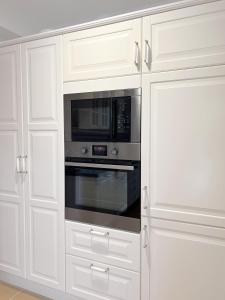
[{"x1": 64, "y1": 89, "x2": 141, "y2": 144}]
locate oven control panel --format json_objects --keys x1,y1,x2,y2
[
  {"x1": 65, "y1": 141, "x2": 140, "y2": 161},
  {"x1": 92, "y1": 145, "x2": 108, "y2": 156}
]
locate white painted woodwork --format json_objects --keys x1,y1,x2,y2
[
  {"x1": 141, "y1": 218, "x2": 150, "y2": 300},
  {"x1": 142, "y1": 66, "x2": 225, "y2": 228},
  {"x1": 142, "y1": 217, "x2": 225, "y2": 300},
  {"x1": 63, "y1": 74, "x2": 141, "y2": 94},
  {"x1": 0, "y1": 45, "x2": 25, "y2": 277},
  {"x1": 63, "y1": 19, "x2": 141, "y2": 81},
  {"x1": 66, "y1": 255, "x2": 140, "y2": 300},
  {"x1": 22, "y1": 36, "x2": 65, "y2": 290},
  {"x1": 66, "y1": 221, "x2": 140, "y2": 272},
  {"x1": 142, "y1": 0, "x2": 225, "y2": 73}
]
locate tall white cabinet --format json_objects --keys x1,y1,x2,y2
[
  {"x1": 141, "y1": 1, "x2": 225, "y2": 299},
  {"x1": 0, "y1": 45, "x2": 25, "y2": 278},
  {"x1": 0, "y1": 37, "x2": 65, "y2": 291},
  {"x1": 22, "y1": 36, "x2": 65, "y2": 290}
]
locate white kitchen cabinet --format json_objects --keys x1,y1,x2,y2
[
  {"x1": 142, "y1": 217, "x2": 225, "y2": 300},
  {"x1": 142, "y1": 66, "x2": 225, "y2": 228},
  {"x1": 66, "y1": 221, "x2": 140, "y2": 272},
  {"x1": 21, "y1": 36, "x2": 65, "y2": 290},
  {"x1": 63, "y1": 19, "x2": 141, "y2": 81},
  {"x1": 0, "y1": 45, "x2": 25, "y2": 277},
  {"x1": 142, "y1": 0, "x2": 225, "y2": 73},
  {"x1": 66, "y1": 255, "x2": 140, "y2": 300}
]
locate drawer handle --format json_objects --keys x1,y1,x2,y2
[
  {"x1": 90, "y1": 229, "x2": 109, "y2": 237},
  {"x1": 90, "y1": 264, "x2": 109, "y2": 273}
]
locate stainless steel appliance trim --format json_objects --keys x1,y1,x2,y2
[
  {"x1": 64, "y1": 88, "x2": 141, "y2": 101},
  {"x1": 65, "y1": 162, "x2": 135, "y2": 171},
  {"x1": 65, "y1": 142, "x2": 140, "y2": 161},
  {"x1": 131, "y1": 93, "x2": 141, "y2": 143},
  {"x1": 65, "y1": 207, "x2": 141, "y2": 233}
]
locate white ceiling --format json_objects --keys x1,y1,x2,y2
[{"x1": 0, "y1": 0, "x2": 179, "y2": 41}]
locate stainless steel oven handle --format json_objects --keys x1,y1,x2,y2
[{"x1": 65, "y1": 162, "x2": 135, "y2": 171}]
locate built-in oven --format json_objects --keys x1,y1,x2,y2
[
  {"x1": 64, "y1": 88, "x2": 141, "y2": 232},
  {"x1": 65, "y1": 158, "x2": 140, "y2": 232}
]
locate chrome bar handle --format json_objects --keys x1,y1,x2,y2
[
  {"x1": 16, "y1": 156, "x2": 22, "y2": 173},
  {"x1": 90, "y1": 264, "x2": 109, "y2": 273},
  {"x1": 144, "y1": 40, "x2": 151, "y2": 67},
  {"x1": 134, "y1": 41, "x2": 140, "y2": 68},
  {"x1": 90, "y1": 229, "x2": 109, "y2": 237},
  {"x1": 22, "y1": 155, "x2": 28, "y2": 174},
  {"x1": 65, "y1": 162, "x2": 134, "y2": 171},
  {"x1": 143, "y1": 225, "x2": 148, "y2": 249},
  {"x1": 143, "y1": 186, "x2": 148, "y2": 210}
]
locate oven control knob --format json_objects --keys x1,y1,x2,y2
[
  {"x1": 111, "y1": 148, "x2": 118, "y2": 156},
  {"x1": 81, "y1": 147, "x2": 88, "y2": 154}
]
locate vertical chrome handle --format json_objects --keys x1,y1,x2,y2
[
  {"x1": 16, "y1": 156, "x2": 22, "y2": 173},
  {"x1": 144, "y1": 40, "x2": 150, "y2": 67},
  {"x1": 134, "y1": 41, "x2": 139, "y2": 68},
  {"x1": 143, "y1": 225, "x2": 148, "y2": 249},
  {"x1": 22, "y1": 155, "x2": 28, "y2": 174},
  {"x1": 143, "y1": 186, "x2": 148, "y2": 210}
]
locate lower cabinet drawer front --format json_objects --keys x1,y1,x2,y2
[
  {"x1": 66, "y1": 255, "x2": 140, "y2": 300},
  {"x1": 66, "y1": 221, "x2": 140, "y2": 271}
]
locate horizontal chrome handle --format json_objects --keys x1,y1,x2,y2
[
  {"x1": 65, "y1": 162, "x2": 134, "y2": 171},
  {"x1": 90, "y1": 229, "x2": 109, "y2": 237},
  {"x1": 90, "y1": 264, "x2": 109, "y2": 273}
]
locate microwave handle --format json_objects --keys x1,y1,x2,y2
[{"x1": 65, "y1": 162, "x2": 134, "y2": 171}]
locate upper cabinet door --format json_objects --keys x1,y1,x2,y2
[
  {"x1": 142, "y1": 66, "x2": 225, "y2": 227},
  {"x1": 142, "y1": 0, "x2": 225, "y2": 73},
  {"x1": 22, "y1": 36, "x2": 65, "y2": 290},
  {"x1": 63, "y1": 19, "x2": 141, "y2": 81},
  {"x1": 0, "y1": 45, "x2": 25, "y2": 278}
]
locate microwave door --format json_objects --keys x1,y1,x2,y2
[{"x1": 70, "y1": 98, "x2": 112, "y2": 142}]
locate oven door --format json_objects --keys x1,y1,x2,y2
[{"x1": 65, "y1": 161, "x2": 140, "y2": 232}]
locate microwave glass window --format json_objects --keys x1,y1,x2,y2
[
  {"x1": 65, "y1": 165, "x2": 140, "y2": 217},
  {"x1": 71, "y1": 99, "x2": 111, "y2": 141},
  {"x1": 70, "y1": 96, "x2": 131, "y2": 142}
]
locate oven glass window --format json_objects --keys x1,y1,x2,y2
[
  {"x1": 71, "y1": 99, "x2": 111, "y2": 141},
  {"x1": 65, "y1": 165, "x2": 140, "y2": 218}
]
